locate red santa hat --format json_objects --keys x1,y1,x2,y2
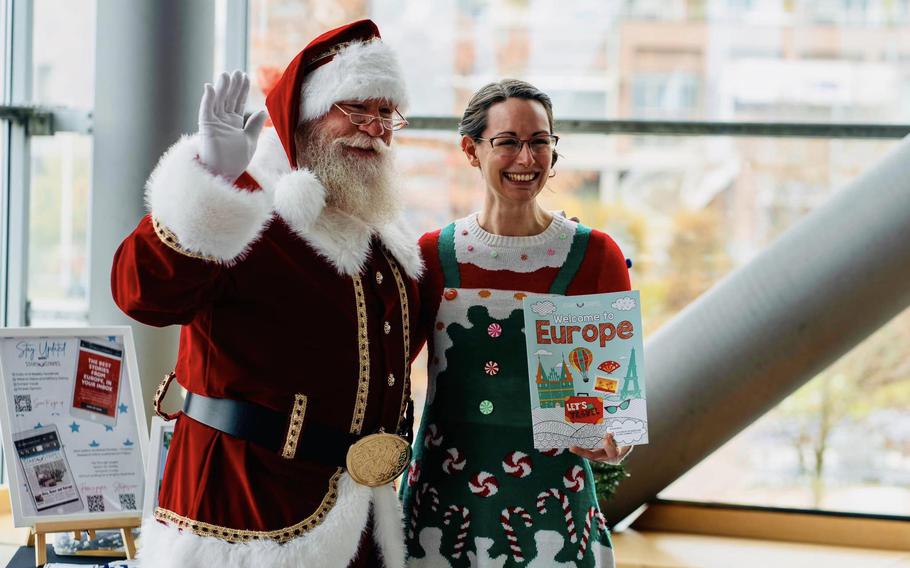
[{"x1": 265, "y1": 19, "x2": 408, "y2": 168}]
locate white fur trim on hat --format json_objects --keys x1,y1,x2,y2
[
  {"x1": 137, "y1": 473, "x2": 405, "y2": 568},
  {"x1": 300, "y1": 39, "x2": 409, "y2": 122},
  {"x1": 145, "y1": 135, "x2": 274, "y2": 263}
]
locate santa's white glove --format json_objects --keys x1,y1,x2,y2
[{"x1": 198, "y1": 70, "x2": 268, "y2": 183}]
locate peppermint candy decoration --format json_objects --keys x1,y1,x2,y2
[
  {"x1": 540, "y1": 447, "x2": 565, "y2": 457},
  {"x1": 563, "y1": 465, "x2": 585, "y2": 492},
  {"x1": 424, "y1": 424, "x2": 443, "y2": 448},
  {"x1": 469, "y1": 471, "x2": 499, "y2": 497},
  {"x1": 407, "y1": 461, "x2": 421, "y2": 487},
  {"x1": 487, "y1": 323, "x2": 502, "y2": 338},
  {"x1": 484, "y1": 361, "x2": 500, "y2": 375},
  {"x1": 502, "y1": 451, "x2": 533, "y2": 478},
  {"x1": 442, "y1": 448, "x2": 466, "y2": 474}
]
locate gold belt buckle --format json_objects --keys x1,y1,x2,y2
[{"x1": 346, "y1": 432, "x2": 411, "y2": 487}]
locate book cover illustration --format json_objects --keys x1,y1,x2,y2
[{"x1": 523, "y1": 291, "x2": 648, "y2": 450}]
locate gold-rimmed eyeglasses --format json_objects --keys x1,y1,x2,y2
[
  {"x1": 474, "y1": 134, "x2": 559, "y2": 157},
  {"x1": 333, "y1": 103, "x2": 409, "y2": 131}
]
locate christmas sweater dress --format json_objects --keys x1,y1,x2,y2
[{"x1": 402, "y1": 213, "x2": 631, "y2": 567}]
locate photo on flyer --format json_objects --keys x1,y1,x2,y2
[
  {"x1": 0, "y1": 327, "x2": 148, "y2": 527},
  {"x1": 13, "y1": 425, "x2": 83, "y2": 515},
  {"x1": 71, "y1": 339, "x2": 124, "y2": 427}
]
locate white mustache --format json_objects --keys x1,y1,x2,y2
[{"x1": 333, "y1": 134, "x2": 390, "y2": 154}]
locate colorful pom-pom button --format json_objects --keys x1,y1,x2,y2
[
  {"x1": 490, "y1": 250, "x2": 499, "y2": 258},
  {"x1": 514, "y1": 292, "x2": 528, "y2": 300},
  {"x1": 487, "y1": 323, "x2": 502, "y2": 337},
  {"x1": 560, "y1": 234, "x2": 567, "y2": 240},
  {"x1": 484, "y1": 361, "x2": 500, "y2": 375},
  {"x1": 444, "y1": 289, "x2": 458, "y2": 301},
  {"x1": 436, "y1": 321, "x2": 445, "y2": 330},
  {"x1": 462, "y1": 229, "x2": 469, "y2": 236},
  {"x1": 467, "y1": 245, "x2": 474, "y2": 252},
  {"x1": 520, "y1": 254, "x2": 528, "y2": 261},
  {"x1": 547, "y1": 248, "x2": 555, "y2": 256},
  {"x1": 479, "y1": 400, "x2": 494, "y2": 415},
  {"x1": 478, "y1": 290, "x2": 491, "y2": 298}
]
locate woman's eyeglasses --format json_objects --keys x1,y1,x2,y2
[{"x1": 474, "y1": 134, "x2": 559, "y2": 157}]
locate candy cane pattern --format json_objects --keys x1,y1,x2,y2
[
  {"x1": 442, "y1": 505, "x2": 471, "y2": 558},
  {"x1": 406, "y1": 461, "x2": 420, "y2": 487},
  {"x1": 536, "y1": 488, "x2": 577, "y2": 543},
  {"x1": 408, "y1": 483, "x2": 441, "y2": 539},
  {"x1": 442, "y1": 448, "x2": 466, "y2": 474},
  {"x1": 500, "y1": 506, "x2": 533, "y2": 562},
  {"x1": 540, "y1": 447, "x2": 564, "y2": 456},
  {"x1": 596, "y1": 510, "x2": 607, "y2": 534},
  {"x1": 424, "y1": 424, "x2": 443, "y2": 448},
  {"x1": 423, "y1": 484, "x2": 440, "y2": 512},
  {"x1": 577, "y1": 507, "x2": 605, "y2": 559}
]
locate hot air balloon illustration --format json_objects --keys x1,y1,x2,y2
[{"x1": 569, "y1": 347, "x2": 593, "y2": 383}]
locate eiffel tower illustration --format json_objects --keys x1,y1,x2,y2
[{"x1": 619, "y1": 348, "x2": 642, "y2": 399}]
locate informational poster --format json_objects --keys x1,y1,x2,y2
[
  {"x1": 142, "y1": 416, "x2": 175, "y2": 519},
  {"x1": 0, "y1": 328, "x2": 147, "y2": 526},
  {"x1": 523, "y1": 291, "x2": 649, "y2": 450}
]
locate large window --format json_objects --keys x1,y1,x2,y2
[
  {"x1": 0, "y1": 0, "x2": 95, "y2": 327},
  {"x1": 247, "y1": 0, "x2": 910, "y2": 520},
  {"x1": 26, "y1": 0, "x2": 95, "y2": 326}
]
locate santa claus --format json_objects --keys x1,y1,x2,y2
[{"x1": 112, "y1": 19, "x2": 422, "y2": 567}]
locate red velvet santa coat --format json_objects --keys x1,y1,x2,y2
[{"x1": 111, "y1": 124, "x2": 423, "y2": 566}]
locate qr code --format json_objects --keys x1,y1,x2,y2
[
  {"x1": 119, "y1": 493, "x2": 137, "y2": 511},
  {"x1": 14, "y1": 395, "x2": 31, "y2": 412},
  {"x1": 87, "y1": 495, "x2": 105, "y2": 512}
]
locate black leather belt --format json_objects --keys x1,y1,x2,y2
[
  {"x1": 181, "y1": 391, "x2": 362, "y2": 468},
  {"x1": 152, "y1": 372, "x2": 413, "y2": 469}
]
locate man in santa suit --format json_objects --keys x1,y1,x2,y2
[{"x1": 112, "y1": 20, "x2": 423, "y2": 567}]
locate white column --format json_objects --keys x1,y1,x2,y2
[{"x1": 90, "y1": 0, "x2": 215, "y2": 422}]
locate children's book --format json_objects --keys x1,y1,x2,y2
[{"x1": 523, "y1": 291, "x2": 648, "y2": 450}]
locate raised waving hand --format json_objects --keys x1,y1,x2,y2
[{"x1": 198, "y1": 70, "x2": 267, "y2": 182}]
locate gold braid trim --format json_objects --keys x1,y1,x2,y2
[
  {"x1": 152, "y1": 217, "x2": 219, "y2": 261},
  {"x1": 154, "y1": 468, "x2": 343, "y2": 544},
  {"x1": 381, "y1": 248, "x2": 412, "y2": 432},
  {"x1": 281, "y1": 394, "x2": 308, "y2": 459},
  {"x1": 350, "y1": 276, "x2": 370, "y2": 434}
]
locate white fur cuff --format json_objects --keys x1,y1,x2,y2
[{"x1": 145, "y1": 135, "x2": 274, "y2": 263}]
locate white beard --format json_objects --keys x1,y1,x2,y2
[{"x1": 297, "y1": 124, "x2": 401, "y2": 226}]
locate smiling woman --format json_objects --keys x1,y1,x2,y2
[{"x1": 400, "y1": 80, "x2": 633, "y2": 566}]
